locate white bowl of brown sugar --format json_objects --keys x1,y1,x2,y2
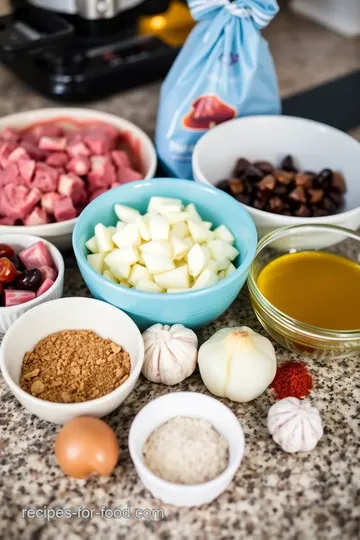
[{"x1": 0, "y1": 297, "x2": 144, "y2": 424}]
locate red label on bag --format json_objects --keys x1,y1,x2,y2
[{"x1": 182, "y1": 95, "x2": 236, "y2": 130}]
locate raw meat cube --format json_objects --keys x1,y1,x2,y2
[
  {"x1": 19, "y1": 240, "x2": 55, "y2": 269},
  {"x1": 88, "y1": 157, "x2": 116, "y2": 188},
  {"x1": 41, "y1": 192, "x2": 61, "y2": 214},
  {"x1": 46, "y1": 152, "x2": 69, "y2": 167},
  {"x1": 65, "y1": 131, "x2": 83, "y2": 144},
  {"x1": 53, "y1": 196, "x2": 76, "y2": 222},
  {"x1": 118, "y1": 167, "x2": 143, "y2": 184},
  {"x1": 18, "y1": 159, "x2": 36, "y2": 184},
  {"x1": 66, "y1": 141, "x2": 90, "y2": 158},
  {"x1": 36, "y1": 278, "x2": 55, "y2": 297},
  {"x1": 0, "y1": 184, "x2": 41, "y2": 219},
  {"x1": 111, "y1": 150, "x2": 132, "y2": 169},
  {"x1": 83, "y1": 127, "x2": 116, "y2": 155},
  {"x1": 0, "y1": 163, "x2": 20, "y2": 186},
  {"x1": 58, "y1": 173, "x2": 86, "y2": 204},
  {"x1": 0, "y1": 216, "x2": 17, "y2": 225},
  {"x1": 1, "y1": 128, "x2": 20, "y2": 142},
  {"x1": 20, "y1": 141, "x2": 46, "y2": 160},
  {"x1": 0, "y1": 142, "x2": 17, "y2": 168},
  {"x1": 8, "y1": 147, "x2": 31, "y2": 163},
  {"x1": 5, "y1": 289, "x2": 36, "y2": 306},
  {"x1": 39, "y1": 136, "x2": 66, "y2": 151},
  {"x1": 24, "y1": 124, "x2": 64, "y2": 143},
  {"x1": 39, "y1": 265, "x2": 57, "y2": 282},
  {"x1": 66, "y1": 156, "x2": 90, "y2": 176},
  {"x1": 32, "y1": 163, "x2": 59, "y2": 193},
  {"x1": 24, "y1": 207, "x2": 51, "y2": 226},
  {"x1": 88, "y1": 188, "x2": 107, "y2": 202},
  {"x1": 111, "y1": 182, "x2": 121, "y2": 188}
]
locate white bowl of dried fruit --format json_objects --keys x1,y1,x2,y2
[
  {"x1": 0, "y1": 297, "x2": 144, "y2": 424},
  {"x1": 129, "y1": 392, "x2": 245, "y2": 507}
]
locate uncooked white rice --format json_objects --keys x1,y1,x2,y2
[{"x1": 142, "y1": 416, "x2": 229, "y2": 485}]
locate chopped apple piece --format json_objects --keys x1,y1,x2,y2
[
  {"x1": 218, "y1": 270, "x2": 226, "y2": 280},
  {"x1": 108, "y1": 226, "x2": 116, "y2": 236},
  {"x1": 103, "y1": 270, "x2": 119, "y2": 283},
  {"x1": 192, "y1": 268, "x2": 218, "y2": 290},
  {"x1": 148, "y1": 196, "x2": 182, "y2": 214},
  {"x1": 136, "y1": 215, "x2": 151, "y2": 241},
  {"x1": 226, "y1": 262, "x2": 236, "y2": 277},
  {"x1": 143, "y1": 253, "x2": 175, "y2": 275},
  {"x1": 185, "y1": 203, "x2": 202, "y2": 223},
  {"x1": 116, "y1": 221, "x2": 126, "y2": 231},
  {"x1": 115, "y1": 246, "x2": 139, "y2": 265},
  {"x1": 129, "y1": 264, "x2": 152, "y2": 285},
  {"x1": 87, "y1": 253, "x2": 105, "y2": 274},
  {"x1": 140, "y1": 240, "x2": 172, "y2": 257},
  {"x1": 187, "y1": 244, "x2": 209, "y2": 277},
  {"x1": 110, "y1": 262, "x2": 131, "y2": 280},
  {"x1": 188, "y1": 220, "x2": 209, "y2": 244},
  {"x1": 170, "y1": 222, "x2": 189, "y2": 239},
  {"x1": 113, "y1": 223, "x2": 141, "y2": 248},
  {"x1": 85, "y1": 235, "x2": 98, "y2": 254},
  {"x1": 114, "y1": 204, "x2": 140, "y2": 223},
  {"x1": 94, "y1": 223, "x2": 114, "y2": 253},
  {"x1": 203, "y1": 221, "x2": 213, "y2": 230},
  {"x1": 161, "y1": 211, "x2": 189, "y2": 224},
  {"x1": 206, "y1": 259, "x2": 219, "y2": 274},
  {"x1": 149, "y1": 215, "x2": 170, "y2": 240},
  {"x1": 217, "y1": 258, "x2": 231, "y2": 271},
  {"x1": 136, "y1": 278, "x2": 164, "y2": 293},
  {"x1": 183, "y1": 236, "x2": 195, "y2": 249},
  {"x1": 154, "y1": 265, "x2": 190, "y2": 289},
  {"x1": 208, "y1": 239, "x2": 239, "y2": 262},
  {"x1": 170, "y1": 236, "x2": 190, "y2": 260},
  {"x1": 214, "y1": 224, "x2": 235, "y2": 244}
]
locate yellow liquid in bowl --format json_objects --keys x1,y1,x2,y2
[{"x1": 257, "y1": 251, "x2": 360, "y2": 330}]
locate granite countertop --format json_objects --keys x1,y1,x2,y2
[{"x1": 1, "y1": 6, "x2": 360, "y2": 538}]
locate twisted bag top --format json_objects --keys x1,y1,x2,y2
[{"x1": 155, "y1": 0, "x2": 280, "y2": 179}]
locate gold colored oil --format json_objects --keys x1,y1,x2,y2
[{"x1": 257, "y1": 251, "x2": 360, "y2": 330}]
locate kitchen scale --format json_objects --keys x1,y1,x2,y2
[{"x1": 0, "y1": 1, "x2": 194, "y2": 101}]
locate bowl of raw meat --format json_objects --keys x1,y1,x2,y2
[{"x1": 0, "y1": 108, "x2": 157, "y2": 249}]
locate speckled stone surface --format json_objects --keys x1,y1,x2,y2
[{"x1": 1, "y1": 4, "x2": 360, "y2": 540}]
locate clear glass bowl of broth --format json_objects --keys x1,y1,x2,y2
[{"x1": 248, "y1": 224, "x2": 360, "y2": 359}]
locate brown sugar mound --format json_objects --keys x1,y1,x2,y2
[{"x1": 20, "y1": 330, "x2": 131, "y2": 403}]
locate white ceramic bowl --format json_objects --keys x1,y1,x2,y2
[
  {"x1": 0, "y1": 297, "x2": 144, "y2": 424},
  {"x1": 0, "y1": 234, "x2": 64, "y2": 333},
  {"x1": 128, "y1": 392, "x2": 245, "y2": 507},
  {"x1": 193, "y1": 115, "x2": 360, "y2": 238},
  {"x1": 0, "y1": 108, "x2": 157, "y2": 249}
]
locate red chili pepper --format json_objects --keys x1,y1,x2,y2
[{"x1": 271, "y1": 361, "x2": 313, "y2": 400}]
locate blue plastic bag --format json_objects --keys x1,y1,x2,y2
[{"x1": 156, "y1": 0, "x2": 281, "y2": 179}]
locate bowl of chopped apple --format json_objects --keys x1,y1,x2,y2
[{"x1": 73, "y1": 179, "x2": 257, "y2": 329}]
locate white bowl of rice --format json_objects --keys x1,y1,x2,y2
[{"x1": 128, "y1": 392, "x2": 245, "y2": 507}]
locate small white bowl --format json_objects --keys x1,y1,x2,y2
[
  {"x1": 0, "y1": 233, "x2": 64, "y2": 333},
  {"x1": 128, "y1": 392, "x2": 245, "y2": 507},
  {"x1": 0, "y1": 108, "x2": 157, "y2": 250},
  {"x1": 193, "y1": 115, "x2": 360, "y2": 239},
  {"x1": 0, "y1": 297, "x2": 144, "y2": 424}
]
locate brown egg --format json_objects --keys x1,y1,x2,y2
[{"x1": 55, "y1": 416, "x2": 119, "y2": 479}]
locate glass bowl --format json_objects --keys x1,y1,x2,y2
[{"x1": 247, "y1": 224, "x2": 360, "y2": 359}]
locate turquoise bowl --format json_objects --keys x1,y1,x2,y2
[{"x1": 73, "y1": 179, "x2": 257, "y2": 330}]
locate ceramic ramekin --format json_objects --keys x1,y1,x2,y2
[
  {"x1": 193, "y1": 115, "x2": 360, "y2": 239},
  {"x1": 248, "y1": 224, "x2": 360, "y2": 359},
  {"x1": 73, "y1": 178, "x2": 258, "y2": 330},
  {"x1": 0, "y1": 297, "x2": 144, "y2": 423},
  {"x1": 128, "y1": 392, "x2": 245, "y2": 507},
  {"x1": 0, "y1": 234, "x2": 64, "y2": 334},
  {"x1": 0, "y1": 108, "x2": 157, "y2": 250}
]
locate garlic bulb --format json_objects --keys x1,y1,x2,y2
[
  {"x1": 198, "y1": 327, "x2": 276, "y2": 403},
  {"x1": 267, "y1": 397, "x2": 323, "y2": 453},
  {"x1": 142, "y1": 323, "x2": 198, "y2": 385}
]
